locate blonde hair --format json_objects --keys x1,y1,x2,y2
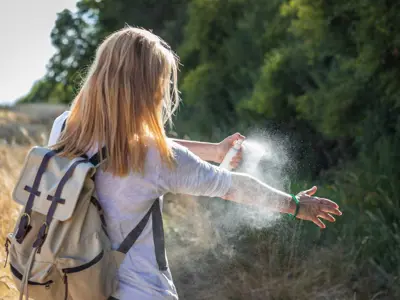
[{"x1": 53, "y1": 27, "x2": 180, "y2": 176}]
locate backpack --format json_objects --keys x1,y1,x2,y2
[{"x1": 4, "y1": 141, "x2": 167, "y2": 299}]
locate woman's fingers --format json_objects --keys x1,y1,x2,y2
[
  {"x1": 230, "y1": 132, "x2": 246, "y2": 144},
  {"x1": 319, "y1": 205, "x2": 342, "y2": 216},
  {"x1": 304, "y1": 186, "x2": 318, "y2": 196},
  {"x1": 312, "y1": 217, "x2": 326, "y2": 229},
  {"x1": 230, "y1": 161, "x2": 240, "y2": 168},
  {"x1": 230, "y1": 149, "x2": 243, "y2": 168},
  {"x1": 232, "y1": 156, "x2": 242, "y2": 164},
  {"x1": 317, "y1": 212, "x2": 336, "y2": 222},
  {"x1": 316, "y1": 197, "x2": 339, "y2": 208},
  {"x1": 235, "y1": 132, "x2": 246, "y2": 141},
  {"x1": 234, "y1": 148, "x2": 243, "y2": 159}
]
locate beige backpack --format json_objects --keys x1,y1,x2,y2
[{"x1": 4, "y1": 145, "x2": 165, "y2": 300}]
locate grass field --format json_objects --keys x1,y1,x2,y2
[{"x1": 1, "y1": 104, "x2": 399, "y2": 300}]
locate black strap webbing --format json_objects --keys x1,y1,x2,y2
[
  {"x1": 152, "y1": 199, "x2": 167, "y2": 270},
  {"x1": 45, "y1": 159, "x2": 88, "y2": 225},
  {"x1": 117, "y1": 201, "x2": 156, "y2": 253},
  {"x1": 117, "y1": 198, "x2": 167, "y2": 271},
  {"x1": 24, "y1": 150, "x2": 57, "y2": 215},
  {"x1": 61, "y1": 119, "x2": 67, "y2": 132},
  {"x1": 89, "y1": 146, "x2": 107, "y2": 166}
]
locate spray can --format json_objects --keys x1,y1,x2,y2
[{"x1": 219, "y1": 139, "x2": 244, "y2": 170}]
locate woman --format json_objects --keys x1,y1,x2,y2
[{"x1": 48, "y1": 27, "x2": 342, "y2": 300}]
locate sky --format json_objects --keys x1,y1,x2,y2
[{"x1": 0, "y1": 0, "x2": 77, "y2": 104}]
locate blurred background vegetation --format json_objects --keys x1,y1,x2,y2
[{"x1": 4, "y1": 0, "x2": 400, "y2": 299}]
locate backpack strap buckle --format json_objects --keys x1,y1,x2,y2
[
  {"x1": 16, "y1": 149, "x2": 57, "y2": 244},
  {"x1": 32, "y1": 222, "x2": 49, "y2": 252},
  {"x1": 15, "y1": 213, "x2": 32, "y2": 244}
]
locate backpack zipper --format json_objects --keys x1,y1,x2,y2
[
  {"x1": 61, "y1": 250, "x2": 104, "y2": 274},
  {"x1": 61, "y1": 250, "x2": 104, "y2": 300},
  {"x1": 10, "y1": 264, "x2": 53, "y2": 286},
  {"x1": 63, "y1": 273, "x2": 68, "y2": 300}
]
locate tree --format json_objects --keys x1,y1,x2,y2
[{"x1": 20, "y1": 0, "x2": 189, "y2": 104}]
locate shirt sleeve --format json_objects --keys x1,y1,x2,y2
[
  {"x1": 48, "y1": 111, "x2": 70, "y2": 146},
  {"x1": 157, "y1": 141, "x2": 232, "y2": 198}
]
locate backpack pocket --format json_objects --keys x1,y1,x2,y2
[
  {"x1": 10, "y1": 264, "x2": 53, "y2": 287},
  {"x1": 60, "y1": 248, "x2": 119, "y2": 300},
  {"x1": 10, "y1": 263, "x2": 65, "y2": 300}
]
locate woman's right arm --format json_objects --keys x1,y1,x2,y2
[
  {"x1": 223, "y1": 172, "x2": 342, "y2": 228},
  {"x1": 160, "y1": 142, "x2": 342, "y2": 229}
]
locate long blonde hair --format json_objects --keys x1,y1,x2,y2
[{"x1": 54, "y1": 27, "x2": 180, "y2": 176}]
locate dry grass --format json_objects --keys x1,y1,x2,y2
[
  {"x1": 0, "y1": 103, "x2": 66, "y2": 145},
  {"x1": 0, "y1": 146, "x2": 27, "y2": 245},
  {"x1": 0, "y1": 145, "x2": 28, "y2": 299},
  {"x1": 0, "y1": 103, "x2": 66, "y2": 299},
  {"x1": 165, "y1": 207, "x2": 355, "y2": 300}
]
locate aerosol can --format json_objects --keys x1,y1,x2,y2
[
  {"x1": 219, "y1": 139, "x2": 244, "y2": 170},
  {"x1": 220, "y1": 138, "x2": 266, "y2": 173}
]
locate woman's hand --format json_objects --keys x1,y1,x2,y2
[
  {"x1": 295, "y1": 186, "x2": 342, "y2": 229},
  {"x1": 216, "y1": 132, "x2": 245, "y2": 168}
]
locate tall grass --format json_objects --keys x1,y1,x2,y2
[
  {"x1": 0, "y1": 145, "x2": 28, "y2": 298},
  {"x1": 0, "y1": 104, "x2": 65, "y2": 299}
]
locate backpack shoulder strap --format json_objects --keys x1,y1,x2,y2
[
  {"x1": 89, "y1": 147, "x2": 107, "y2": 166},
  {"x1": 61, "y1": 118, "x2": 67, "y2": 132},
  {"x1": 115, "y1": 198, "x2": 167, "y2": 271},
  {"x1": 151, "y1": 198, "x2": 167, "y2": 271}
]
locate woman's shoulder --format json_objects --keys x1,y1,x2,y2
[{"x1": 145, "y1": 138, "x2": 189, "y2": 165}]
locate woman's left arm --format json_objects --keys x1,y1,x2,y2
[
  {"x1": 172, "y1": 133, "x2": 245, "y2": 166},
  {"x1": 171, "y1": 139, "x2": 218, "y2": 162}
]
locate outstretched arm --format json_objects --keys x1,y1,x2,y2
[
  {"x1": 172, "y1": 132, "x2": 245, "y2": 166},
  {"x1": 223, "y1": 172, "x2": 342, "y2": 229},
  {"x1": 171, "y1": 139, "x2": 219, "y2": 162}
]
